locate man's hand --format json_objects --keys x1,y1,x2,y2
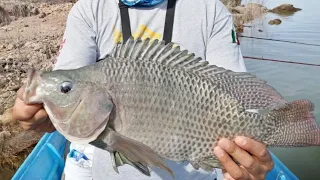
[
  {"x1": 12, "y1": 85, "x2": 56, "y2": 133},
  {"x1": 214, "y1": 136, "x2": 274, "y2": 180}
]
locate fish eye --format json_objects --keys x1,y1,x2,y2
[{"x1": 59, "y1": 81, "x2": 73, "y2": 94}]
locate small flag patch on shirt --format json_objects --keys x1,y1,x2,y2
[{"x1": 231, "y1": 29, "x2": 240, "y2": 45}]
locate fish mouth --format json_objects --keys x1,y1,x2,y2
[
  {"x1": 23, "y1": 68, "x2": 44, "y2": 104},
  {"x1": 23, "y1": 68, "x2": 81, "y2": 123}
]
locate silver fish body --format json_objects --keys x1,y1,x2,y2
[{"x1": 23, "y1": 38, "x2": 320, "y2": 177}]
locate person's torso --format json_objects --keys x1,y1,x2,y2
[
  {"x1": 70, "y1": 0, "x2": 228, "y2": 179},
  {"x1": 82, "y1": 0, "x2": 216, "y2": 61}
]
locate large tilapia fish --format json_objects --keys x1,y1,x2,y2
[{"x1": 23, "y1": 37, "x2": 320, "y2": 177}]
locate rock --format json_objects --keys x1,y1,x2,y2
[
  {"x1": 0, "y1": 6, "x2": 12, "y2": 26},
  {"x1": 0, "y1": 107, "x2": 14, "y2": 124},
  {"x1": 231, "y1": 3, "x2": 268, "y2": 26},
  {"x1": 231, "y1": 6, "x2": 246, "y2": 14},
  {"x1": 0, "y1": 92, "x2": 11, "y2": 98},
  {"x1": 269, "y1": 4, "x2": 302, "y2": 15},
  {"x1": 4, "y1": 27, "x2": 13, "y2": 32},
  {"x1": 8, "y1": 84, "x2": 20, "y2": 91},
  {"x1": 246, "y1": 3, "x2": 268, "y2": 13},
  {"x1": 26, "y1": 54, "x2": 32, "y2": 60},
  {"x1": 0, "y1": 80, "x2": 7, "y2": 89},
  {"x1": 0, "y1": 131, "x2": 11, "y2": 143},
  {"x1": 32, "y1": 43, "x2": 42, "y2": 51},
  {"x1": 7, "y1": 44, "x2": 16, "y2": 50},
  {"x1": 16, "y1": 42, "x2": 25, "y2": 49},
  {"x1": 269, "y1": 19, "x2": 282, "y2": 25},
  {"x1": 11, "y1": 4, "x2": 29, "y2": 17},
  {"x1": 11, "y1": 16, "x2": 18, "y2": 21},
  {"x1": 221, "y1": 0, "x2": 241, "y2": 8},
  {"x1": 8, "y1": 4, "x2": 40, "y2": 18},
  {"x1": 40, "y1": 44, "x2": 48, "y2": 54},
  {"x1": 6, "y1": 55, "x2": 14, "y2": 61},
  {"x1": 24, "y1": 41, "x2": 33, "y2": 47},
  {"x1": 39, "y1": 12, "x2": 46, "y2": 18},
  {"x1": 40, "y1": 3, "x2": 49, "y2": 9},
  {"x1": 235, "y1": 25, "x2": 244, "y2": 33},
  {"x1": 0, "y1": 106, "x2": 4, "y2": 115},
  {"x1": 30, "y1": 8, "x2": 40, "y2": 16},
  {"x1": 3, "y1": 94, "x2": 16, "y2": 110},
  {"x1": 51, "y1": 46, "x2": 57, "y2": 54},
  {"x1": 2, "y1": 130, "x2": 44, "y2": 156}
]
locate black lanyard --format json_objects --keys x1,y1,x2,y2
[{"x1": 118, "y1": 0, "x2": 177, "y2": 43}]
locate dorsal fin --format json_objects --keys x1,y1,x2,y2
[{"x1": 108, "y1": 37, "x2": 287, "y2": 110}]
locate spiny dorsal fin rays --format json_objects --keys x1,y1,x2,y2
[
  {"x1": 145, "y1": 40, "x2": 166, "y2": 61},
  {"x1": 112, "y1": 43, "x2": 121, "y2": 58},
  {"x1": 109, "y1": 37, "x2": 287, "y2": 110},
  {"x1": 152, "y1": 42, "x2": 175, "y2": 63},
  {"x1": 129, "y1": 38, "x2": 150, "y2": 60},
  {"x1": 120, "y1": 37, "x2": 132, "y2": 58},
  {"x1": 139, "y1": 39, "x2": 159, "y2": 60},
  {"x1": 158, "y1": 45, "x2": 181, "y2": 64},
  {"x1": 194, "y1": 63, "x2": 212, "y2": 72},
  {"x1": 179, "y1": 56, "x2": 200, "y2": 66},
  {"x1": 185, "y1": 61, "x2": 209, "y2": 71},
  {"x1": 165, "y1": 50, "x2": 189, "y2": 66},
  {"x1": 125, "y1": 37, "x2": 138, "y2": 58}
]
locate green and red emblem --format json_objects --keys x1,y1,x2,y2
[{"x1": 231, "y1": 29, "x2": 240, "y2": 45}]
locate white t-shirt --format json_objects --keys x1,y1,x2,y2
[{"x1": 53, "y1": 0, "x2": 247, "y2": 179}]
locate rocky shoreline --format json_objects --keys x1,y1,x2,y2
[
  {"x1": 223, "y1": 2, "x2": 302, "y2": 33},
  {"x1": 0, "y1": 1, "x2": 74, "y2": 178},
  {"x1": 0, "y1": 0, "x2": 302, "y2": 179}
]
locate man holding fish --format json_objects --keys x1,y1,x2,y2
[{"x1": 12, "y1": 0, "x2": 278, "y2": 179}]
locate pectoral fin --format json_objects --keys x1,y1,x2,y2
[{"x1": 97, "y1": 128, "x2": 174, "y2": 177}]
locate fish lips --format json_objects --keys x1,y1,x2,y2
[{"x1": 23, "y1": 68, "x2": 44, "y2": 104}]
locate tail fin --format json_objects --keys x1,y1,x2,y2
[{"x1": 266, "y1": 100, "x2": 320, "y2": 147}]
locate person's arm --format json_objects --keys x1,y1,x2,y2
[
  {"x1": 206, "y1": 1, "x2": 274, "y2": 179},
  {"x1": 53, "y1": 1, "x2": 98, "y2": 71},
  {"x1": 13, "y1": 1, "x2": 98, "y2": 132},
  {"x1": 205, "y1": 1, "x2": 246, "y2": 73}
]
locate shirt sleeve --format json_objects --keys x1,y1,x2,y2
[
  {"x1": 53, "y1": 1, "x2": 98, "y2": 71},
  {"x1": 205, "y1": 0, "x2": 247, "y2": 73}
]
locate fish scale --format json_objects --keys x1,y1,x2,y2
[
  {"x1": 23, "y1": 37, "x2": 320, "y2": 177},
  {"x1": 101, "y1": 55, "x2": 263, "y2": 169}
]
